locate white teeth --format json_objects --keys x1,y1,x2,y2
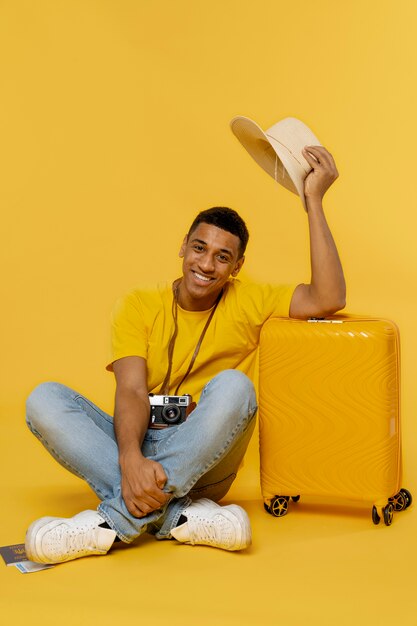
[{"x1": 194, "y1": 272, "x2": 211, "y2": 282}]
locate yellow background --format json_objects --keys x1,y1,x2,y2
[{"x1": 1, "y1": 1, "x2": 416, "y2": 624}]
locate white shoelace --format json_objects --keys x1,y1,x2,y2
[
  {"x1": 187, "y1": 514, "x2": 232, "y2": 547},
  {"x1": 49, "y1": 523, "x2": 97, "y2": 556}
]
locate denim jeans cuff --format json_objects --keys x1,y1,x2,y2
[
  {"x1": 97, "y1": 504, "x2": 134, "y2": 543},
  {"x1": 154, "y1": 495, "x2": 192, "y2": 539}
]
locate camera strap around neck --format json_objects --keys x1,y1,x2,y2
[{"x1": 159, "y1": 281, "x2": 224, "y2": 395}]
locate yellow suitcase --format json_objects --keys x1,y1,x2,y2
[{"x1": 258, "y1": 316, "x2": 412, "y2": 525}]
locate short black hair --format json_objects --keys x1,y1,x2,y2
[{"x1": 188, "y1": 207, "x2": 249, "y2": 258}]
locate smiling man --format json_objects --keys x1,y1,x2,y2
[{"x1": 24, "y1": 145, "x2": 345, "y2": 565}]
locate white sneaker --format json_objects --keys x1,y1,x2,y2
[
  {"x1": 25, "y1": 510, "x2": 117, "y2": 564},
  {"x1": 170, "y1": 498, "x2": 251, "y2": 551}
]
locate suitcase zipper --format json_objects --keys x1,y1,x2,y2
[{"x1": 308, "y1": 318, "x2": 343, "y2": 323}]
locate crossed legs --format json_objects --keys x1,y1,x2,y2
[{"x1": 25, "y1": 370, "x2": 257, "y2": 555}]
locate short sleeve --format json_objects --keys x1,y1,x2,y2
[
  {"x1": 266, "y1": 283, "x2": 297, "y2": 318},
  {"x1": 235, "y1": 281, "x2": 297, "y2": 325},
  {"x1": 106, "y1": 292, "x2": 148, "y2": 371}
]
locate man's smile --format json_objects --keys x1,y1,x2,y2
[{"x1": 192, "y1": 271, "x2": 214, "y2": 283}]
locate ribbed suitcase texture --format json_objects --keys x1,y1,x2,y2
[{"x1": 258, "y1": 317, "x2": 410, "y2": 525}]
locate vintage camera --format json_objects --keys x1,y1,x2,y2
[{"x1": 149, "y1": 394, "x2": 193, "y2": 426}]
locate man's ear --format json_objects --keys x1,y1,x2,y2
[
  {"x1": 179, "y1": 234, "x2": 188, "y2": 258},
  {"x1": 231, "y1": 255, "x2": 245, "y2": 277}
]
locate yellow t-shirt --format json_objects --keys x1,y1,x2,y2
[{"x1": 107, "y1": 279, "x2": 296, "y2": 402}]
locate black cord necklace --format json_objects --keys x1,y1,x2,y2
[{"x1": 159, "y1": 281, "x2": 224, "y2": 395}]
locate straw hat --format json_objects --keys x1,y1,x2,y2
[{"x1": 230, "y1": 116, "x2": 322, "y2": 211}]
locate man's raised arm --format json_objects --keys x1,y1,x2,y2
[
  {"x1": 289, "y1": 146, "x2": 346, "y2": 320},
  {"x1": 113, "y1": 356, "x2": 169, "y2": 518}
]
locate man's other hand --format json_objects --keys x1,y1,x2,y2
[{"x1": 121, "y1": 452, "x2": 169, "y2": 518}]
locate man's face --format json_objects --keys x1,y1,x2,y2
[{"x1": 178, "y1": 222, "x2": 245, "y2": 310}]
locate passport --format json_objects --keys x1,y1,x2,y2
[
  {"x1": 0, "y1": 544, "x2": 54, "y2": 573},
  {"x1": 0, "y1": 543, "x2": 27, "y2": 564}
]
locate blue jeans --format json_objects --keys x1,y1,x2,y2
[{"x1": 26, "y1": 370, "x2": 257, "y2": 543}]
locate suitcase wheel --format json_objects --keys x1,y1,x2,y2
[
  {"x1": 388, "y1": 488, "x2": 412, "y2": 513},
  {"x1": 265, "y1": 496, "x2": 290, "y2": 517},
  {"x1": 389, "y1": 491, "x2": 408, "y2": 512},
  {"x1": 383, "y1": 502, "x2": 394, "y2": 526},
  {"x1": 400, "y1": 488, "x2": 412, "y2": 509},
  {"x1": 373, "y1": 503, "x2": 394, "y2": 526},
  {"x1": 372, "y1": 506, "x2": 381, "y2": 525}
]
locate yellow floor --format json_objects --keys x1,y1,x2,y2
[{"x1": 1, "y1": 410, "x2": 416, "y2": 626}]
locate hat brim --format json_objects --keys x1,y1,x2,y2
[{"x1": 230, "y1": 116, "x2": 315, "y2": 211}]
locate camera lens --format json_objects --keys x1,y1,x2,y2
[{"x1": 161, "y1": 404, "x2": 181, "y2": 424}]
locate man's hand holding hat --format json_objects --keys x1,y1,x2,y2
[{"x1": 302, "y1": 145, "x2": 339, "y2": 206}]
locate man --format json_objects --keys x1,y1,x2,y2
[{"x1": 25, "y1": 145, "x2": 345, "y2": 564}]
